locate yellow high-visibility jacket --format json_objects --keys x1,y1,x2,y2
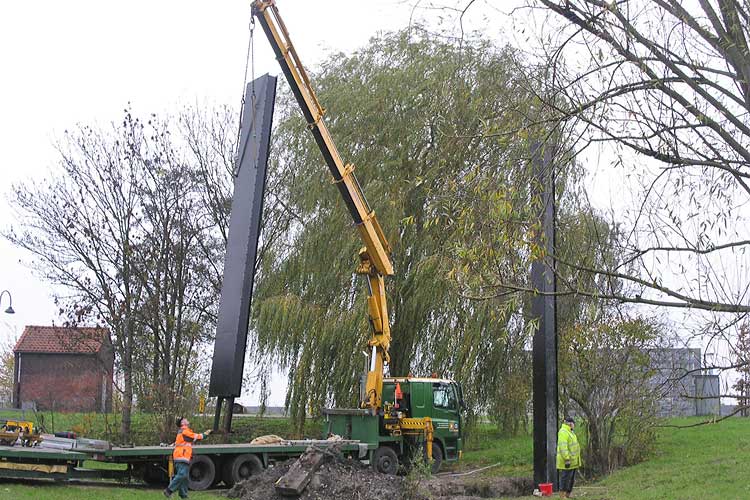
[{"x1": 556, "y1": 423, "x2": 581, "y2": 470}]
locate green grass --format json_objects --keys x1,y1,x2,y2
[
  {"x1": 593, "y1": 417, "x2": 750, "y2": 500},
  {"x1": 0, "y1": 482, "x2": 219, "y2": 500},
  {"x1": 446, "y1": 424, "x2": 533, "y2": 476},
  {"x1": 0, "y1": 415, "x2": 748, "y2": 499},
  {"x1": 483, "y1": 416, "x2": 750, "y2": 500}
]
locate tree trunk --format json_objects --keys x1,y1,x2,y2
[{"x1": 120, "y1": 331, "x2": 133, "y2": 442}]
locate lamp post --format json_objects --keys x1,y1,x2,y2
[{"x1": 0, "y1": 290, "x2": 14, "y2": 314}]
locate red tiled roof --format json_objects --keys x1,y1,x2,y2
[{"x1": 14, "y1": 326, "x2": 110, "y2": 354}]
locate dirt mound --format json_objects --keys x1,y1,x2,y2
[
  {"x1": 426, "y1": 475, "x2": 535, "y2": 498},
  {"x1": 226, "y1": 458, "x2": 415, "y2": 500},
  {"x1": 226, "y1": 456, "x2": 534, "y2": 500}
]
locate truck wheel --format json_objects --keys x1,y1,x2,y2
[
  {"x1": 427, "y1": 442, "x2": 443, "y2": 474},
  {"x1": 222, "y1": 453, "x2": 263, "y2": 487},
  {"x1": 188, "y1": 455, "x2": 216, "y2": 491},
  {"x1": 372, "y1": 446, "x2": 399, "y2": 475}
]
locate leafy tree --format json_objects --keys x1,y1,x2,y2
[
  {"x1": 6, "y1": 109, "x2": 225, "y2": 440},
  {"x1": 560, "y1": 315, "x2": 662, "y2": 475},
  {"x1": 0, "y1": 338, "x2": 15, "y2": 406},
  {"x1": 409, "y1": 0, "x2": 750, "y2": 432},
  {"x1": 732, "y1": 322, "x2": 750, "y2": 416},
  {"x1": 251, "y1": 28, "x2": 570, "y2": 432},
  {"x1": 513, "y1": 0, "x2": 750, "y2": 331},
  {"x1": 519, "y1": 0, "x2": 750, "y2": 421}
]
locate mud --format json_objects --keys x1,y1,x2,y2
[{"x1": 226, "y1": 456, "x2": 534, "y2": 500}]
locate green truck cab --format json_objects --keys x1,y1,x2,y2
[{"x1": 323, "y1": 377, "x2": 464, "y2": 474}]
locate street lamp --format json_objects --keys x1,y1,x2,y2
[{"x1": 0, "y1": 290, "x2": 14, "y2": 314}]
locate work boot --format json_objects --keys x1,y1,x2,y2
[
  {"x1": 559, "y1": 493, "x2": 568, "y2": 498},
  {"x1": 163, "y1": 488, "x2": 172, "y2": 498}
]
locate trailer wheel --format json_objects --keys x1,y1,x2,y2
[
  {"x1": 188, "y1": 455, "x2": 216, "y2": 491},
  {"x1": 372, "y1": 446, "x2": 398, "y2": 475},
  {"x1": 222, "y1": 453, "x2": 263, "y2": 487}
]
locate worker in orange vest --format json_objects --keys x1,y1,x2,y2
[{"x1": 164, "y1": 417, "x2": 212, "y2": 498}]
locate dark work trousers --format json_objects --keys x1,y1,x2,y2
[
  {"x1": 167, "y1": 461, "x2": 190, "y2": 498},
  {"x1": 559, "y1": 468, "x2": 577, "y2": 493}
]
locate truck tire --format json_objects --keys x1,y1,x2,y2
[
  {"x1": 222, "y1": 453, "x2": 263, "y2": 487},
  {"x1": 427, "y1": 442, "x2": 443, "y2": 474},
  {"x1": 188, "y1": 455, "x2": 216, "y2": 491},
  {"x1": 372, "y1": 446, "x2": 399, "y2": 475}
]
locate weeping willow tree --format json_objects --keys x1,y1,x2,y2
[{"x1": 252, "y1": 28, "x2": 577, "y2": 432}]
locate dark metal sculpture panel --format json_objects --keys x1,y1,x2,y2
[
  {"x1": 531, "y1": 141, "x2": 559, "y2": 487},
  {"x1": 209, "y1": 74, "x2": 277, "y2": 398}
]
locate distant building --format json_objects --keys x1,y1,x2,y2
[
  {"x1": 13, "y1": 326, "x2": 114, "y2": 413},
  {"x1": 649, "y1": 348, "x2": 720, "y2": 417},
  {"x1": 241, "y1": 406, "x2": 286, "y2": 417}
]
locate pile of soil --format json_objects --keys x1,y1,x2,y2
[
  {"x1": 425, "y1": 475, "x2": 535, "y2": 499},
  {"x1": 226, "y1": 458, "x2": 412, "y2": 500},
  {"x1": 226, "y1": 455, "x2": 535, "y2": 500}
]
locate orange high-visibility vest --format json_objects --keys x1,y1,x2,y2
[{"x1": 173, "y1": 426, "x2": 204, "y2": 463}]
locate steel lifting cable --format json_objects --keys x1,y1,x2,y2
[{"x1": 233, "y1": 11, "x2": 257, "y2": 177}]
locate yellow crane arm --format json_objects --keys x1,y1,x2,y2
[{"x1": 252, "y1": 0, "x2": 393, "y2": 411}]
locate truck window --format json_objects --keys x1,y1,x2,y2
[{"x1": 433, "y1": 384, "x2": 457, "y2": 410}]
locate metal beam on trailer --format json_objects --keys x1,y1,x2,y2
[
  {"x1": 208, "y1": 74, "x2": 277, "y2": 431},
  {"x1": 531, "y1": 141, "x2": 559, "y2": 488}
]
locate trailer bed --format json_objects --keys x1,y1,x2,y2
[
  {"x1": 0, "y1": 439, "x2": 373, "y2": 488},
  {"x1": 105, "y1": 439, "x2": 369, "y2": 459}
]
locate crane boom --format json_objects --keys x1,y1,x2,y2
[{"x1": 252, "y1": 0, "x2": 393, "y2": 411}]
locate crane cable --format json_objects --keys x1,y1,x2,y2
[{"x1": 233, "y1": 11, "x2": 257, "y2": 177}]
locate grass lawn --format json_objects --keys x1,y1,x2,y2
[
  {"x1": 0, "y1": 415, "x2": 747, "y2": 499},
  {"x1": 592, "y1": 417, "x2": 750, "y2": 500},
  {"x1": 0, "y1": 481, "x2": 219, "y2": 500},
  {"x1": 471, "y1": 416, "x2": 750, "y2": 500},
  {"x1": 446, "y1": 424, "x2": 533, "y2": 477}
]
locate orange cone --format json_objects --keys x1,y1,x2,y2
[{"x1": 394, "y1": 383, "x2": 403, "y2": 408}]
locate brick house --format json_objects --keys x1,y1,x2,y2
[{"x1": 13, "y1": 326, "x2": 114, "y2": 413}]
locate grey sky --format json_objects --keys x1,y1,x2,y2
[
  {"x1": 3, "y1": 1, "x2": 721, "y2": 407},
  {"x1": 0, "y1": 0, "x2": 511, "y2": 405}
]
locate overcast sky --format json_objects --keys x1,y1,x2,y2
[
  {"x1": 2, "y1": 1, "x2": 714, "y2": 408},
  {"x1": 0, "y1": 0, "x2": 524, "y2": 405}
]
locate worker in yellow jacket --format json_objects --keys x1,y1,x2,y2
[
  {"x1": 556, "y1": 416, "x2": 581, "y2": 498},
  {"x1": 164, "y1": 417, "x2": 212, "y2": 499}
]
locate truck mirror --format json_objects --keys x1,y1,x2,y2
[{"x1": 455, "y1": 382, "x2": 467, "y2": 410}]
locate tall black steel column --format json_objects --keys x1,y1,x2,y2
[
  {"x1": 209, "y1": 74, "x2": 277, "y2": 433},
  {"x1": 531, "y1": 141, "x2": 559, "y2": 488}
]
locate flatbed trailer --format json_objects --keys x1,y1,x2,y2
[{"x1": 0, "y1": 439, "x2": 372, "y2": 490}]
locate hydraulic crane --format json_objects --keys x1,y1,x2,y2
[
  {"x1": 252, "y1": 0, "x2": 393, "y2": 413},
  {"x1": 251, "y1": 0, "x2": 465, "y2": 474}
]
